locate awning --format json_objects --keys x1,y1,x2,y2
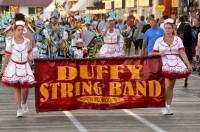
[
  {"x1": 70, "y1": 0, "x2": 87, "y2": 12},
  {"x1": 0, "y1": 0, "x2": 52, "y2": 6},
  {"x1": 44, "y1": 0, "x2": 66, "y2": 12}
]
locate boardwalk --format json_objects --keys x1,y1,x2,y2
[
  {"x1": 0, "y1": 46, "x2": 200, "y2": 132},
  {"x1": 0, "y1": 65, "x2": 200, "y2": 132}
]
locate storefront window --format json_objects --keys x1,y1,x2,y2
[
  {"x1": 28, "y1": 7, "x2": 35, "y2": 15},
  {"x1": 0, "y1": 6, "x2": 9, "y2": 13}
]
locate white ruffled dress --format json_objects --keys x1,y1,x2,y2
[
  {"x1": 98, "y1": 28, "x2": 125, "y2": 57},
  {"x1": 152, "y1": 36, "x2": 190, "y2": 79},
  {"x1": 2, "y1": 36, "x2": 36, "y2": 88}
]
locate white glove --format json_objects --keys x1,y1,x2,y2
[
  {"x1": 62, "y1": 31, "x2": 68, "y2": 40},
  {"x1": 32, "y1": 47, "x2": 39, "y2": 58}
]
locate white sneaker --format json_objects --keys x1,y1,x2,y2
[
  {"x1": 161, "y1": 107, "x2": 173, "y2": 115},
  {"x1": 17, "y1": 109, "x2": 23, "y2": 118},
  {"x1": 21, "y1": 104, "x2": 29, "y2": 113}
]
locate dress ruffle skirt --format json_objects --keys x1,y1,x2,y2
[
  {"x1": 98, "y1": 35, "x2": 125, "y2": 57},
  {"x1": 1, "y1": 61, "x2": 36, "y2": 88},
  {"x1": 98, "y1": 44, "x2": 125, "y2": 57},
  {"x1": 161, "y1": 55, "x2": 191, "y2": 79}
]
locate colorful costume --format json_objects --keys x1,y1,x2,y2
[
  {"x1": 98, "y1": 28, "x2": 125, "y2": 57},
  {"x1": 43, "y1": 9, "x2": 69, "y2": 58},
  {"x1": 0, "y1": 16, "x2": 7, "y2": 69},
  {"x1": 152, "y1": 36, "x2": 191, "y2": 79},
  {"x1": 71, "y1": 38, "x2": 87, "y2": 58},
  {"x1": 0, "y1": 33, "x2": 6, "y2": 68},
  {"x1": 2, "y1": 37, "x2": 36, "y2": 88},
  {"x1": 32, "y1": 17, "x2": 46, "y2": 58},
  {"x1": 82, "y1": 16, "x2": 101, "y2": 58}
]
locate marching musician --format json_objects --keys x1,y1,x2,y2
[
  {"x1": 98, "y1": 11, "x2": 125, "y2": 58},
  {"x1": 32, "y1": 15, "x2": 46, "y2": 58},
  {"x1": 72, "y1": 38, "x2": 87, "y2": 58},
  {"x1": 0, "y1": 20, "x2": 6, "y2": 66},
  {"x1": 43, "y1": 8, "x2": 69, "y2": 58}
]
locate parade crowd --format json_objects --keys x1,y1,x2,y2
[{"x1": 0, "y1": 4, "x2": 200, "y2": 117}]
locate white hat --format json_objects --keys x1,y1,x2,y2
[
  {"x1": 164, "y1": 18, "x2": 174, "y2": 24},
  {"x1": 76, "y1": 38, "x2": 84, "y2": 44},
  {"x1": 16, "y1": 20, "x2": 25, "y2": 26},
  {"x1": 106, "y1": 17, "x2": 114, "y2": 21}
]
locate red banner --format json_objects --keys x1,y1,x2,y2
[{"x1": 34, "y1": 56, "x2": 165, "y2": 112}]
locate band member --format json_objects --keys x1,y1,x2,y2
[
  {"x1": 98, "y1": 17, "x2": 125, "y2": 57},
  {"x1": 43, "y1": 8, "x2": 69, "y2": 58},
  {"x1": 32, "y1": 15, "x2": 46, "y2": 58},
  {"x1": 0, "y1": 20, "x2": 6, "y2": 66},
  {"x1": 0, "y1": 13, "x2": 36, "y2": 117},
  {"x1": 152, "y1": 18, "x2": 192, "y2": 115},
  {"x1": 72, "y1": 38, "x2": 87, "y2": 58}
]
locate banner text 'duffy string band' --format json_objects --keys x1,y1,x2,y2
[{"x1": 34, "y1": 56, "x2": 165, "y2": 112}]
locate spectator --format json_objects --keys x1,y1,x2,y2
[
  {"x1": 122, "y1": 20, "x2": 132, "y2": 37},
  {"x1": 192, "y1": 17, "x2": 200, "y2": 62},
  {"x1": 92, "y1": 16, "x2": 98, "y2": 29},
  {"x1": 133, "y1": 16, "x2": 146, "y2": 55},
  {"x1": 141, "y1": 19, "x2": 164, "y2": 55},
  {"x1": 149, "y1": 14, "x2": 155, "y2": 20},
  {"x1": 127, "y1": 11, "x2": 135, "y2": 28},
  {"x1": 142, "y1": 17, "x2": 151, "y2": 34},
  {"x1": 179, "y1": 24, "x2": 196, "y2": 87},
  {"x1": 98, "y1": 16, "x2": 107, "y2": 33},
  {"x1": 123, "y1": 20, "x2": 132, "y2": 56},
  {"x1": 116, "y1": 19, "x2": 123, "y2": 32},
  {"x1": 177, "y1": 16, "x2": 186, "y2": 35}
]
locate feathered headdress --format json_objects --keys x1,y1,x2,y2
[
  {"x1": 35, "y1": 14, "x2": 43, "y2": 33},
  {"x1": 10, "y1": 6, "x2": 18, "y2": 19},
  {"x1": 58, "y1": 1, "x2": 68, "y2": 18},
  {"x1": 84, "y1": 16, "x2": 91, "y2": 25},
  {"x1": 50, "y1": 0, "x2": 60, "y2": 19},
  {"x1": 2, "y1": 16, "x2": 9, "y2": 25},
  {"x1": 109, "y1": 10, "x2": 116, "y2": 19}
]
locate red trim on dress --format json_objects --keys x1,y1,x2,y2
[
  {"x1": 104, "y1": 42, "x2": 117, "y2": 44},
  {"x1": 4, "y1": 50, "x2": 11, "y2": 54},
  {"x1": 179, "y1": 47, "x2": 185, "y2": 50},
  {"x1": 2, "y1": 80, "x2": 36, "y2": 88},
  {"x1": 28, "y1": 48, "x2": 32, "y2": 53},
  {"x1": 12, "y1": 59, "x2": 27, "y2": 64},
  {"x1": 152, "y1": 49, "x2": 159, "y2": 52},
  {"x1": 162, "y1": 70, "x2": 190, "y2": 79}
]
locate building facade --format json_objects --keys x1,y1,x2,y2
[{"x1": 0, "y1": 0, "x2": 52, "y2": 17}]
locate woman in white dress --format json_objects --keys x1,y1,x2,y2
[
  {"x1": 152, "y1": 18, "x2": 192, "y2": 115},
  {"x1": 0, "y1": 13, "x2": 36, "y2": 117},
  {"x1": 98, "y1": 17, "x2": 125, "y2": 57}
]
